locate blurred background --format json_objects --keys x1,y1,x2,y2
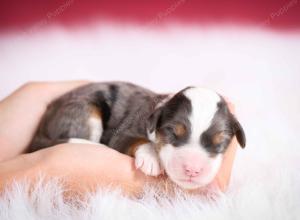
[{"x1": 0, "y1": 0, "x2": 300, "y2": 173}]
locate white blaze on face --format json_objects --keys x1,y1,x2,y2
[
  {"x1": 184, "y1": 87, "x2": 221, "y2": 144},
  {"x1": 159, "y1": 87, "x2": 223, "y2": 189}
]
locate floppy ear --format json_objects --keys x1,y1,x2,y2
[
  {"x1": 146, "y1": 108, "x2": 163, "y2": 141},
  {"x1": 146, "y1": 108, "x2": 162, "y2": 133},
  {"x1": 231, "y1": 115, "x2": 246, "y2": 148}
]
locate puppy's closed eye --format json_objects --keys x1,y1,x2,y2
[
  {"x1": 159, "y1": 123, "x2": 188, "y2": 146},
  {"x1": 164, "y1": 123, "x2": 187, "y2": 138}
]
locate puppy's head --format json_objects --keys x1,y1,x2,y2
[{"x1": 147, "y1": 87, "x2": 246, "y2": 189}]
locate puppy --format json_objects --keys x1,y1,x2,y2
[{"x1": 29, "y1": 82, "x2": 246, "y2": 189}]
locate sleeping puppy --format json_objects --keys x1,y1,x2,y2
[{"x1": 29, "y1": 82, "x2": 246, "y2": 189}]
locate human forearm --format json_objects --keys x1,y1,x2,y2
[
  {"x1": 0, "y1": 140, "x2": 237, "y2": 198},
  {"x1": 0, "y1": 144, "x2": 154, "y2": 197}
]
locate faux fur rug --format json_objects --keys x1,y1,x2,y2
[
  {"x1": 0, "y1": 159, "x2": 299, "y2": 220},
  {"x1": 1, "y1": 25, "x2": 300, "y2": 219}
]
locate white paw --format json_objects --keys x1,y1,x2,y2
[{"x1": 135, "y1": 143, "x2": 162, "y2": 176}]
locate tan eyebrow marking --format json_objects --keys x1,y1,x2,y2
[
  {"x1": 174, "y1": 123, "x2": 186, "y2": 137},
  {"x1": 212, "y1": 132, "x2": 227, "y2": 145}
]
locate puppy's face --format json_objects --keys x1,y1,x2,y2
[{"x1": 147, "y1": 87, "x2": 246, "y2": 189}]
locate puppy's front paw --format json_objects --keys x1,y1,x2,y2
[{"x1": 135, "y1": 143, "x2": 162, "y2": 176}]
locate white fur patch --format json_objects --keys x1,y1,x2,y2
[
  {"x1": 135, "y1": 143, "x2": 162, "y2": 176},
  {"x1": 88, "y1": 116, "x2": 103, "y2": 143},
  {"x1": 68, "y1": 138, "x2": 101, "y2": 145},
  {"x1": 147, "y1": 130, "x2": 156, "y2": 143},
  {"x1": 183, "y1": 87, "x2": 221, "y2": 144}
]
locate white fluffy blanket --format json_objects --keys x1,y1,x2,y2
[
  {"x1": 0, "y1": 25, "x2": 300, "y2": 220},
  {"x1": 0, "y1": 161, "x2": 299, "y2": 220}
]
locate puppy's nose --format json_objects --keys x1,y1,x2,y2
[{"x1": 183, "y1": 164, "x2": 203, "y2": 177}]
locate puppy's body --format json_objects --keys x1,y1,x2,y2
[
  {"x1": 30, "y1": 82, "x2": 166, "y2": 154},
  {"x1": 29, "y1": 81, "x2": 245, "y2": 189}
]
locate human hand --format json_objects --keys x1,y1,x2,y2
[
  {"x1": 210, "y1": 101, "x2": 238, "y2": 192},
  {"x1": 0, "y1": 134, "x2": 237, "y2": 198},
  {"x1": 0, "y1": 143, "x2": 151, "y2": 197}
]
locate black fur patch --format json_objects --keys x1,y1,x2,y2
[
  {"x1": 108, "y1": 84, "x2": 119, "y2": 104},
  {"x1": 155, "y1": 92, "x2": 192, "y2": 147},
  {"x1": 200, "y1": 97, "x2": 246, "y2": 156}
]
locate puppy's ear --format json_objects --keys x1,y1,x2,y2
[
  {"x1": 147, "y1": 108, "x2": 161, "y2": 133},
  {"x1": 146, "y1": 108, "x2": 162, "y2": 141},
  {"x1": 231, "y1": 115, "x2": 246, "y2": 148}
]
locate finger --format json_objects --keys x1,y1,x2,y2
[{"x1": 222, "y1": 96, "x2": 235, "y2": 113}]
